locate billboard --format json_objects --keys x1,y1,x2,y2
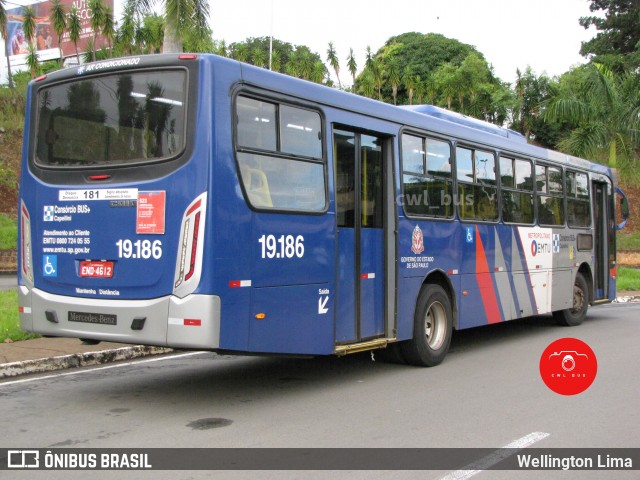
[{"x1": 3, "y1": 0, "x2": 114, "y2": 69}]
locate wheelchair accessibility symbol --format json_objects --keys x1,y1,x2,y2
[{"x1": 43, "y1": 255, "x2": 57, "y2": 277}]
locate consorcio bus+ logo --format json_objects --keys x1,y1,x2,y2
[{"x1": 539, "y1": 338, "x2": 597, "y2": 395}]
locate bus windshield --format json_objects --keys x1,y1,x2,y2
[{"x1": 35, "y1": 69, "x2": 187, "y2": 168}]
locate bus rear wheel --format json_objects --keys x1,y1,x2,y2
[
  {"x1": 553, "y1": 273, "x2": 588, "y2": 327},
  {"x1": 401, "y1": 284, "x2": 453, "y2": 367}
]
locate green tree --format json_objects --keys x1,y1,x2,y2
[
  {"x1": 251, "y1": 46, "x2": 266, "y2": 68},
  {"x1": 67, "y1": 6, "x2": 82, "y2": 64},
  {"x1": 25, "y1": 43, "x2": 39, "y2": 78},
  {"x1": 116, "y1": 3, "x2": 136, "y2": 56},
  {"x1": 310, "y1": 60, "x2": 327, "y2": 84},
  {"x1": 326, "y1": 41, "x2": 341, "y2": 89},
  {"x1": 88, "y1": 0, "x2": 107, "y2": 61},
  {"x1": 432, "y1": 63, "x2": 459, "y2": 110},
  {"x1": 580, "y1": 0, "x2": 640, "y2": 70},
  {"x1": 402, "y1": 69, "x2": 416, "y2": 105},
  {"x1": 0, "y1": 0, "x2": 15, "y2": 88},
  {"x1": 385, "y1": 59, "x2": 401, "y2": 105},
  {"x1": 102, "y1": 7, "x2": 115, "y2": 54},
  {"x1": 346, "y1": 48, "x2": 357, "y2": 88},
  {"x1": 49, "y1": 0, "x2": 66, "y2": 64},
  {"x1": 545, "y1": 63, "x2": 640, "y2": 167},
  {"x1": 133, "y1": 0, "x2": 209, "y2": 53},
  {"x1": 367, "y1": 32, "x2": 480, "y2": 105},
  {"x1": 513, "y1": 67, "x2": 551, "y2": 141},
  {"x1": 22, "y1": 6, "x2": 36, "y2": 46}
]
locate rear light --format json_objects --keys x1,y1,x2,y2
[
  {"x1": 179, "y1": 54, "x2": 198, "y2": 60},
  {"x1": 173, "y1": 193, "x2": 207, "y2": 297},
  {"x1": 20, "y1": 201, "x2": 34, "y2": 284}
]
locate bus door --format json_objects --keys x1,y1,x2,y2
[
  {"x1": 333, "y1": 129, "x2": 387, "y2": 343},
  {"x1": 592, "y1": 180, "x2": 611, "y2": 299}
]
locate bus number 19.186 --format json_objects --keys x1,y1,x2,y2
[
  {"x1": 258, "y1": 234, "x2": 304, "y2": 259},
  {"x1": 116, "y1": 239, "x2": 163, "y2": 259}
]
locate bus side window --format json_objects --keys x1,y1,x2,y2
[
  {"x1": 501, "y1": 157, "x2": 534, "y2": 224},
  {"x1": 456, "y1": 146, "x2": 497, "y2": 221},
  {"x1": 536, "y1": 165, "x2": 565, "y2": 226},
  {"x1": 235, "y1": 95, "x2": 326, "y2": 212}
]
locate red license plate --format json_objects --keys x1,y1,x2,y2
[{"x1": 79, "y1": 261, "x2": 114, "y2": 278}]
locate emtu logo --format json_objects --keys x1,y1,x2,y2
[{"x1": 539, "y1": 338, "x2": 597, "y2": 395}]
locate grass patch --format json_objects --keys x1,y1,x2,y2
[
  {"x1": 617, "y1": 267, "x2": 640, "y2": 292},
  {"x1": 0, "y1": 290, "x2": 39, "y2": 342},
  {"x1": 0, "y1": 214, "x2": 18, "y2": 250},
  {"x1": 618, "y1": 232, "x2": 640, "y2": 251}
]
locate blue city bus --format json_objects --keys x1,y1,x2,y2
[{"x1": 18, "y1": 54, "x2": 629, "y2": 366}]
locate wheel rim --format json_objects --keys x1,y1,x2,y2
[
  {"x1": 571, "y1": 283, "x2": 585, "y2": 314},
  {"x1": 424, "y1": 301, "x2": 447, "y2": 350}
]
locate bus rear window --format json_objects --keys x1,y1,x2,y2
[{"x1": 35, "y1": 70, "x2": 187, "y2": 167}]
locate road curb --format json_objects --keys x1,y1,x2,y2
[{"x1": 0, "y1": 345, "x2": 173, "y2": 379}]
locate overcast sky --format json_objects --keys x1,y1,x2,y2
[{"x1": 209, "y1": 0, "x2": 596, "y2": 84}]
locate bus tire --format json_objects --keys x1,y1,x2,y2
[
  {"x1": 553, "y1": 273, "x2": 588, "y2": 327},
  {"x1": 401, "y1": 284, "x2": 453, "y2": 367}
]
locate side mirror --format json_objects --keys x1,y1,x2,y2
[{"x1": 616, "y1": 187, "x2": 629, "y2": 230}]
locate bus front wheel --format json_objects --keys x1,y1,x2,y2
[
  {"x1": 401, "y1": 284, "x2": 453, "y2": 367},
  {"x1": 553, "y1": 273, "x2": 588, "y2": 327}
]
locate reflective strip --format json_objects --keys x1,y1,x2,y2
[
  {"x1": 229, "y1": 280, "x2": 252, "y2": 288},
  {"x1": 360, "y1": 273, "x2": 375, "y2": 279},
  {"x1": 169, "y1": 318, "x2": 202, "y2": 327},
  {"x1": 19, "y1": 306, "x2": 32, "y2": 314}
]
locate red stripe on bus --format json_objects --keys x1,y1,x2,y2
[
  {"x1": 186, "y1": 199, "x2": 202, "y2": 217},
  {"x1": 475, "y1": 226, "x2": 502, "y2": 324}
]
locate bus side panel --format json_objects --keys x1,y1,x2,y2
[
  {"x1": 396, "y1": 218, "x2": 461, "y2": 340},
  {"x1": 250, "y1": 284, "x2": 334, "y2": 355}
]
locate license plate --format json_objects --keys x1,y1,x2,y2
[
  {"x1": 79, "y1": 261, "x2": 114, "y2": 278},
  {"x1": 68, "y1": 311, "x2": 117, "y2": 326}
]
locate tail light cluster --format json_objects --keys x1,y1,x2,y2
[
  {"x1": 173, "y1": 193, "x2": 207, "y2": 298},
  {"x1": 20, "y1": 201, "x2": 34, "y2": 284}
]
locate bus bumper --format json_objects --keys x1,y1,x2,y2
[{"x1": 18, "y1": 287, "x2": 221, "y2": 350}]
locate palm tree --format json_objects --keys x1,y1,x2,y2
[
  {"x1": 545, "y1": 63, "x2": 640, "y2": 168},
  {"x1": 270, "y1": 50, "x2": 282, "y2": 72},
  {"x1": 386, "y1": 59, "x2": 401, "y2": 105},
  {"x1": 433, "y1": 63, "x2": 459, "y2": 110},
  {"x1": 67, "y1": 6, "x2": 82, "y2": 64},
  {"x1": 364, "y1": 46, "x2": 382, "y2": 99},
  {"x1": 310, "y1": 60, "x2": 327, "y2": 84},
  {"x1": 25, "y1": 43, "x2": 39, "y2": 78},
  {"x1": 346, "y1": 48, "x2": 357, "y2": 88},
  {"x1": 251, "y1": 46, "x2": 266, "y2": 68},
  {"x1": 131, "y1": 0, "x2": 209, "y2": 53},
  {"x1": 0, "y1": 0, "x2": 15, "y2": 88},
  {"x1": 360, "y1": 71, "x2": 375, "y2": 98},
  {"x1": 116, "y1": 3, "x2": 136, "y2": 56},
  {"x1": 296, "y1": 48, "x2": 314, "y2": 80},
  {"x1": 49, "y1": 0, "x2": 66, "y2": 64},
  {"x1": 88, "y1": 0, "x2": 106, "y2": 61},
  {"x1": 22, "y1": 6, "x2": 36, "y2": 46},
  {"x1": 102, "y1": 7, "x2": 115, "y2": 55},
  {"x1": 403, "y1": 70, "x2": 416, "y2": 105},
  {"x1": 326, "y1": 41, "x2": 341, "y2": 89}
]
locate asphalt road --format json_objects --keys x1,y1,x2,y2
[{"x1": 1, "y1": 302, "x2": 638, "y2": 480}]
